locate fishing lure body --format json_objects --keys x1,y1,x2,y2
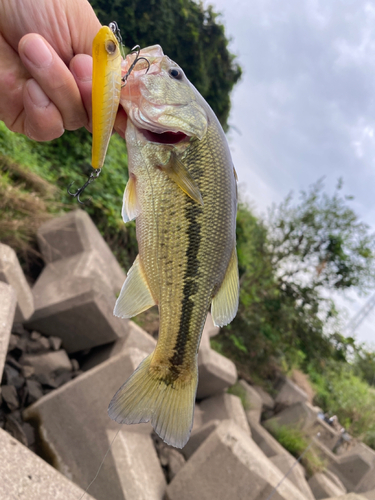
[{"x1": 91, "y1": 26, "x2": 122, "y2": 170}]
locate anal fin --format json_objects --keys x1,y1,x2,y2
[
  {"x1": 114, "y1": 255, "x2": 155, "y2": 318},
  {"x1": 211, "y1": 245, "x2": 239, "y2": 327}
]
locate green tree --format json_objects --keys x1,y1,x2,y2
[
  {"x1": 89, "y1": 0, "x2": 242, "y2": 129},
  {"x1": 0, "y1": 0, "x2": 241, "y2": 270},
  {"x1": 216, "y1": 181, "x2": 375, "y2": 378},
  {"x1": 268, "y1": 179, "x2": 375, "y2": 291},
  {"x1": 354, "y1": 345, "x2": 375, "y2": 386},
  {"x1": 308, "y1": 360, "x2": 375, "y2": 448}
]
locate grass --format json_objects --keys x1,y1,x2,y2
[
  {"x1": 0, "y1": 123, "x2": 137, "y2": 274},
  {"x1": 227, "y1": 382, "x2": 251, "y2": 411},
  {"x1": 266, "y1": 423, "x2": 326, "y2": 476},
  {"x1": 227, "y1": 377, "x2": 326, "y2": 476},
  {"x1": 308, "y1": 361, "x2": 375, "y2": 449},
  {"x1": 0, "y1": 155, "x2": 61, "y2": 273}
]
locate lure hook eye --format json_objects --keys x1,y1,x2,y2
[{"x1": 109, "y1": 21, "x2": 123, "y2": 45}]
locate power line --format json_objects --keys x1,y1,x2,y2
[{"x1": 345, "y1": 293, "x2": 375, "y2": 334}]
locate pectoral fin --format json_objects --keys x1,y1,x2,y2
[
  {"x1": 163, "y1": 154, "x2": 203, "y2": 205},
  {"x1": 211, "y1": 245, "x2": 239, "y2": 327},
  {"x1": 114, "y1": 255, "x2": 156, "y2": 318},
  {"x1": 122, "y1": 175, "x2": 141, "y2": 223}
]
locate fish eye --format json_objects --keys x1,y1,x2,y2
[
  {"x1": 105, "y1": 40, "x2": 117, "y2": 55},
  {"x1": 169, "y1": 68, "x2": 182, "y2": 80}
]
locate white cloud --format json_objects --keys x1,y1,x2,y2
[{"x1": 209, "y1": 0, "x2": 375, "y2": 343}]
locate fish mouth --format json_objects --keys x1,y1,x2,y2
[{"x1": 138, "y1": 128, "x2": 188, "y2": 145}]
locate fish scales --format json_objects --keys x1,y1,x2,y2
[
  {"x1": 107, "y1": 44, "x2": 239, "y2": 448},
  {"x1": 139, "y1": 126, "x2": 235, "y2": 372}
]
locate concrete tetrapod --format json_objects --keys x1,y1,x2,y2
[
  {"x1": 0, "y1": 428, "x2": 96, "y2": 500},
  {"x1": 0, "y1": 243, "x2": 34, "y2": 322},
  {"x1": 23, "y1": 347, "x2": 157, "y2": 500},
  {"x1": 0, "y1": 282, "x2": 17, "y2": 377},
  {"x1": 166, "y1": 419, "x2": 309, "y2": 500}
]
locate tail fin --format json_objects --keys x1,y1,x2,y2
[{"x1": 108, "y1": 353, "x2": 198, "y2": 449}]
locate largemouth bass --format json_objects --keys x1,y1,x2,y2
[{"x1": 107, "y1": 45, "x2": 239, "y2": 448}]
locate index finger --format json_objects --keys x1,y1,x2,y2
[
  {"x1": 0, "y1": 32, "x2": 29, "y2": 131},
  {"x1": 19, "y1": 34, "x2": 88, "y2": 131}
]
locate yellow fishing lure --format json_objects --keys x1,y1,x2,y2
[{"x1": 91, "y1": 24, "x2": 122, "y2": 170}]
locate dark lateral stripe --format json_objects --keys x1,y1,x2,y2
[{"x1": 169, "y1": 198, "x2": 202, "y2": 367}]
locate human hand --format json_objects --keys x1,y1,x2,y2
[{"x1": 0, "y1": 0, "x2": 126, "y2": 141}]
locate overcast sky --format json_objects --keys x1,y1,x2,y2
[{"x1": 208, "y1": 0, "x2": 375, "y2": 345}]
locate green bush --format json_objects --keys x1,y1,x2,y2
[
  {"x1": 308, "y1": 361, "x2": 375, "y2": 448},
  {"x1": 227, "y1": 382, "x2": 250, "y2": 411},
  {"x1": 266, "y1": 423, "x2": 326, "y2": 476},
  {"x1": 0, "y1": 123, "x2": 137, "y2": 271}
]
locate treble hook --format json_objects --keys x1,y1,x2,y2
[
  {"x1": 67, "y1": 168, "x2": 102, "y2": 205},
  {"x1": 122, "y1": 45, "x2": 150, "y2": 86}
]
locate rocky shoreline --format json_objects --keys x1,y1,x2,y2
[{"x1": 1, "y1": 210, "x2": 375, "y2": 500}]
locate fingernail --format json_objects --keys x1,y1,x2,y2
[
  {"x1": 27, "y1": 79, "x2": 50, "y2": 107},
  {"x1": 21, "y1": 36, "x2": 53, "y2": 68}
]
